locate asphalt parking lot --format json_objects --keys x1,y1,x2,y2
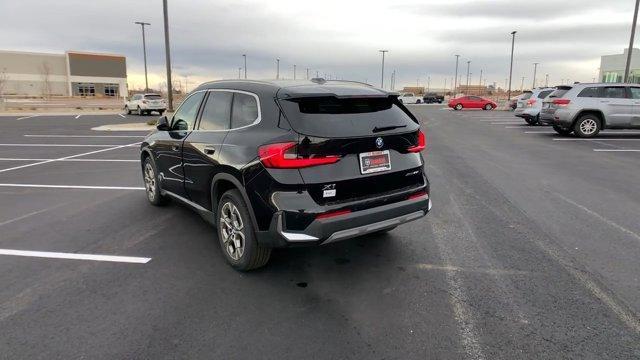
[{"x1": 1, "y1": 109, "x2": 640, "y2": 359}]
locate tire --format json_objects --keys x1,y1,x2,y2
[
  {"x1": 137, "y1": 106, "x2": 143, "y2": 116},
  {"x1": 553, "y1": 125, "x2": 572, "y2": 136},
  {"x1": 416, "y1": 99, "x2": 422, "y2": 104},
  {"x1": 531, "y1": 115, "x2": 540, "y2": 126},
  {"x1": 125, "y1": 105, "x2": 131, "y2": 115},
  {"x1": 573, "y1": 115, "x2": 600, "y2": 138},
  {"x1": 484, "y1": 104, "x2": 493, "y2": 111},
  {"x1": 142, "y1": 157, "x2": 168, "y2": 206},
  {"x1": 454, "y1": 103, "x2": 463, "y2": 110},
  {"x1": 217, "y1": 189, "x2": 271, "y2": 271},
  {"x1": 524, "y1": 117, "x2": 535, "y2": 125},
  {"x1": 158, "y1": 110, "x2": 164, "y2": 116}
]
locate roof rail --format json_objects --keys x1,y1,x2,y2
[{"x1": 324, "y1": 79, "x2": 374, "y2": 87}]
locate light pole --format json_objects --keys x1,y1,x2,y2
[
  {"x1": 379, "y1": 50, "x2": 388, "y2": 89},
  {"x1": 466, "y1": 60, "x2": 471, "y2": 90},
  {"x1": 624, "y1": 0, "x2": 640, "y2": 82},
  {"x1": 507, "y1": 31, "x2": 517, "y2": 102},
  {"x1": 532, "y1": 62, "x2": 539, "y2": 88},
  {"x1": 427, "y1": 76, "x2": 431, "y2": 92},
  {"x1": 238, "y1": 67, "x2": 242, "y2": 79},
  {"x1": 443, "y1": 78, "x2": 447, "y2": 97},
  {"x1": 479, "y1": 69, "x2": 483, "y2": 95},
  {"x1": 453, "y1": 55, "x2": 460, "y2": 95},
  {"x1": 162, "y1": 0, "x2": 173, "y2": 111},
  {"x1": 134, "y1": 22, "x2": 151, "y2": 92},
  {"x1": 242, "y1": 54, "x2": 247, "y2": 79},
  {"x1": 520, "y1": 76, "x2": 525, "y2": 92},
  {"x1": 293, "y1": 64, "x2": 297, "y2": 80},
  {"x1": 545, "y1": 74, "x2": 549, "y2": 87},
  {"x1": 276, "y1": 58, "x2": 280, "y2": 79},
  {"x1": 306, "y1": 68, "x2": 309, "y2": 80}
]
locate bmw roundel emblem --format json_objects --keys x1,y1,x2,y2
[{"x1": 375, "y1": 137, "x2": 384, "y2": 149}]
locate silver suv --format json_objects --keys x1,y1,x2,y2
[
  {"x1": 540, "y1": 83, "x2": 640, "y2": 137},
  {"x1": 514, "y1": 87, "x2": 555, "y2": 125}
]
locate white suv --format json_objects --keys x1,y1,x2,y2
[
  {"x1": 398, "y1": 93, "x2": 421, "y2": 104},
  {"x1": 514, "y1": 87, "x2": 555, "y2": 125},
  {"x1": 125, "y1": 93, "x2": 167, "y2": 116}
]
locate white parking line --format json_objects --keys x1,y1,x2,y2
[
  {"x1": 24, "y1": 134, "x2": 145, "y2": 138},
  {"x1": 75, "y1": 115, "x2": 81, "y2": 119},
  {"x1": 0, "y1": 142, "x2": 140, "y2": 174},
  {"x1": 553, "y1": 138, "x2": 640, "y2": 141},
  {"x1": 0, "y1": 158, "x2": 139, "y2": 162},
  {"x1": 0, "y1": 143, "x2": 138, "y2": 147},
  {"x1": 593, "y1": 149, "x2": 640, "y2": 152},
  {"x1": 0, "y1": 183, "x2": 144, "y2": 190},
  {"x1": 16, "y1": 115, "x2": 38, "y2": 120},
  {"x1": 523, "y1": 131, "x2": 555, "y2": 133},
  {"x1": 491, "y1": 122, "x2": 523, "y2": 125},
  {"x1": 118, "y1": 114, "x2": 126, "y2": 118},
  {"x1": 0, "y1": 249, "x2": 151, "y2": 264}
]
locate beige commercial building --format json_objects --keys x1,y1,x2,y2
[
  {"x1": 599, "y1": 48, "x2": 640, "y2": 84},
  {"x1": 0, "y1": 50, "x2": 128, "y2": 98}
]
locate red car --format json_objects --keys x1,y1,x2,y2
[{"x1": 448, "y1": 96, "x2": 497, "y2": 110}]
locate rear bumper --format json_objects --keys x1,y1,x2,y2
[
  {"x1": 257, "y1": 194, "x2": 431, "y2": 247},
  {"x1": 540, "y1": 108, "x2": 573, "y2": 126}
]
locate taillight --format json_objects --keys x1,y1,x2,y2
[
  {"x1": 407, "y1": 130, "x2": 426, "y2": 153},
  {"x1": 316, "y1": 209, "x2": 351, "y2": 220},
  {"x1": 258, "y1": 142, "x2": 340, "y2": 169},
  {"x1": 407, "y1": 190, "x2": 428, "y2": 200},
  {"x1": 527, "y1": 99, "x2": 536, "y2": 107},
  {"x1": 553, "y1": 99, "x2": 570, "y2": 106}
]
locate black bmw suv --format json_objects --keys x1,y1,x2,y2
[{"x1": 140, "y1": 79, "x2": 431, "y2": 270}]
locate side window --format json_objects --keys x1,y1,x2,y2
[
  {"x1": 171, "y1": 92, "x2": 205, "y2": 131},
  {"x1": 199, "y1": 91, "x2": 232, "y2": 130},
  {"x1": 629, "y1": 87, "x2": 640, "y2": 99},
  {"x1": 231, "y1": 93, "x2": 259, "y2": 128},
  {"x1": 538, "y1": 90, "x2": 553, "y2": 99},
  {"x1": 602, "y1": 87, "x2": 627, "y2": 99},
  {"x1": 577, "y1": 87, "x2": 599, "y2": 98}
]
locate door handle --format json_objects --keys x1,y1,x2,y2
[
  {"x1": 171, "y1": 145, "x2": 180, "y2": 152},
  {"x1": 204, "y1": 146, "x2": 216, "y2": 155}
]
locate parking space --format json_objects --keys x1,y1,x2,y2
[{"x1": 1, "y1": 110, "x2": 640, "y2": 358}]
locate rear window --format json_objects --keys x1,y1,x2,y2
[
  {"x1": 537, "y1": 90, "x2": 553, "y2": 99},
  {"x1": 144, "y1": 94, "x2": 162, "y2": 100},
  {"x1": 577, "y1": 87, "x2": 599, "y2": 98},
  {"x1": 548, "y1": 88, "x2": 571, "y2": 98},
  {"x1": 520, "y1": 92, "x2": 533, "y2": 100},
  {"x1": 279, "y1": 97, "x2": 419, "y2": 137}
]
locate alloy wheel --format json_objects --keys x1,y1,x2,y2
[
  {"x1": 580, "y1": 119, "x2": 598, "y2": 135},
  {"x1": 220, "y1": 202, "x2": 245, "y2": 261},
  {"x1": 143, "y1": 162, "x2": 156, "y2": 201}
]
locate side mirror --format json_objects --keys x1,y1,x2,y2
[{"x1": 156, "y1": 115, "x2": 170, "y2": 131}]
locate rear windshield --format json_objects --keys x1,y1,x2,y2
[
  {"x1": 279, "y1": 96, "x2": 419, "y2": 137},
  {"x1": 520, "y1": 92, "x2": 533, "y2": 100},
  {"x1": 537, "y1": 90, "x2": 553, "y2": 99},
  {"x1": 144, "y1": 94, "x2": 162, "y2": 100},
  {"x1": 548, "y1": 88, "x2": 571, "y2": 98}
]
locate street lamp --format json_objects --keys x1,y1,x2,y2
[
  {"x1": 162, "y1": 0, "x2": 173, "y2": 111},
  {"x1": 466, "y1": 60, "x2": 471, "y2": 90},
  {"x1": 379, "y1": 50, "x2": 389, "y2": 89},
  {"x1": 134, "y1": 22, "x2": 150, "y2": 92},
  {"x1": 238, "y1": 67, "x2": 242, "y2": 79},
  {"x1": 453, "y1": 55, "x2": 460, "y2": 95},
  {"x1": 507, "y1": 31, "x2": 517, "y2": 102},
  {"x1": 545, "y1": 74, "x2": 549, "y2": 87},
  {"x1": 624, "y1": 0, "x2": 640, "y2": 82},
  {"x1": 242, "y1": 54, "x2": 247, "y2": 79},
  {"x1": 532, "y1": 62, "x2": 539, "y2": 88},
  {"x1": 293, "y1": 64, "x2": 297, "y2": 80},
  {"x1": 276, "y1": 58, "x2": 280, "y2": 79}
]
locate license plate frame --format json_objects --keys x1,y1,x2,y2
[{"x1": 359, "y1": 150, "x2": 391, "y2": 175}]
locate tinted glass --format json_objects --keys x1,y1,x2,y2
[
  {"x1": 231, "y1": 93, "x2": 259, "y2": 128},
  {"x1": 199, "y1": 92, "x2": 232, "y2": 130},
  {"x1": 602, "y1": 87, "x2": 627, "y2": 99},
  {"x1": 468, "y1": 96, "x2": 481, "y2": 101},
  {"x1": 538, "y1": 90, "x2": 553, "y2": 99},
  {"x1": 171, "y1": 92, "x2": 205, "y2": 130},
  {"x1": 630, "y1": 87, "x2": 640, "y2": 99},
  {"x1": 279, "y1": 96, "x2": 419, "y2": 137},
  {"x1": 520, "y1": 92, "x2": 533, "y2": 100},
  {"x1": 548, "y1": 88, "x2": 570, "y2": 98},
  {"x1": 578, "y1": 87, "x2": 599, "y2": 98},
  {"x1": 144, "y1": 94, "x2": 162, "y2": 100}
]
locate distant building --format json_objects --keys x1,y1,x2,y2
[
  {"x1": 456, "y1": 84, "x2": 487, "y2": 94},
  {"x1": 599, "y1": 48, "x2": 640, "y2": 83},
  {"x1": 0, "y1": 50, "x2": 128, "y2": 98},
  {"x1": 401, "y1": 86, "x2": 425, "y2": 94}
]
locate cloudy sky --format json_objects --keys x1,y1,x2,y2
[{"x1": 0, "y1": 0, "x2": 636, "y2": 91}]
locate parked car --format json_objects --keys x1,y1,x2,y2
[
  {"x1": 514, "y1": 87, "x2": 555, "y2": 125},
  {"x1": 448, "y1": 95, "x2": 497, "y2": 110},
  {"x1": 125, "y1": 93, "x2": 167, "y2": 115},
  {"x1": 140, "y1": 79, "x2": 431, "y2": 270},
  {"x1": 540, "y1": 83, "x2": 640, "y2": 137},
  {"x1": 398, "y1": 92, "x2": 421, "y2": 104},
  {"x1": 423, "y1": 92, "x2": 444, "y2": 104}
]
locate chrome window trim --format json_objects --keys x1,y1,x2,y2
[{"x1": 195, "y1": 89, "x2": 262, "y2": 132}]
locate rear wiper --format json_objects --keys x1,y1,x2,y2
[{"x1": 372, "y1": 125, "x2": 407, "y2": 133}]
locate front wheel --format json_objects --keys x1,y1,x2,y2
[
  {"x1": 573, "y1": 115, "x2": 600, "y2": 138},
  {"x1": 484, "y1": 104, "x2": 493, "y2": 110},
  {"x1": 217, "y1": 189, "x2": 271, "y2": 271},
  {"x1": 553, "y1": 125, "x2": 573, "y2": 136},
  {"x1": 454, "y1": 104, "x2": 463, "y2": 110},
  {"x1": 416, "y1": 99, "x2": 422, "y2": 104},
  {"x1": 125, "y1": 105, "x2": 131, "y2": 115},
  {"x1": 142, "y1": 157, "x2": 168, "y2": 206}
]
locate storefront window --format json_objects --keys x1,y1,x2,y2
[{"x1": 104, "y1": 84, "x2": 119, "y2": 97}]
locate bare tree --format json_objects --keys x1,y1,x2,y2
[{"x1": 40, "y1": 62, "x2": 52, "y2": 99}]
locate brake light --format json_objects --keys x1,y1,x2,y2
[
  {"x1": 258, "y1": 142, "x2": 340, "y2": 169},
  {"x1": 408, "y1": 190, "x2": 428, "y2": 200},
  {"x1": 553, "y1": 99, "x2": 570, "y2": 106},
  {"x1": 316, "y1": 209, "x2": 351, "y2": 220},
  {"x1": 407, "y1": 130, "x2": 426, "y2": 153},
  {"x1": 527, "y1": 99, "x2": 536, "y2": 107}
]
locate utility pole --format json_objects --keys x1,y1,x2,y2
[
  {"x1": 238, "y1": 67, "x2": 242, "y2": 79},
  {"x1": 306, "y1": 68, "x2": 309, "y2": 80},
  {"x1": 532, "y1": 62, "x2": 539, "y2": 88},
  {"x1": 479, "y1": 69, "x2": 483, "y2": 95},
  {"x1": 508, "y1": 31, "x2": 517, "y2": 102},
  {"x1": 427, "y1": 76, "x2": 431, "y2": 92},
  {"x1": 624, "y1": 0, "x2": 640, "y2": 82},
  {"x1": 466, "y1": 60, "x2": 471, "y2": 90},
  {"x1": 545, "y1": 74, "x2": 549, "y2": 87},
  {"x1": 242, "y1": 54, "x2": 247, "y2": 79},
  {"x1": 521, "y1": 76, "x2": 525, "y2": 92},
  {"x1": 162, "y1": 0, "x2": 173, "y2": 111},
  {"x1": 276, "y1": 58, "x2": 280, "y2": 79},
  {"x1": 453, "y1": 55, "x2": 460, "y2": 95},
  {"x1": 293, "y1": 64, "x2": 297, "y2": 80},
  {"x1": 379, "y1": 50, "x2": 389, "y2": 89},
  {"x1": 134, "y1": 22, "x2": 151, "y2": 92}
]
